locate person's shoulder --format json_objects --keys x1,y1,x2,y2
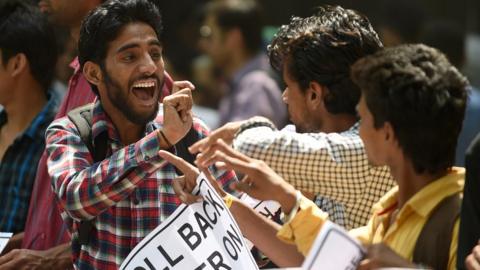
[{"x1": 47, "y1": 115, "x2": 76, "y2": 132}]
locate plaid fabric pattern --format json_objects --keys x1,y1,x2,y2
[
  {"x1": 233, "y1": 119, "x2": 395, "y2": 229},
  {"x1": 46, "y1": 99, "x2": 237, "y2": 269},
  {"x1": 0, "y1": 93, "x2": 58, "y2": 233},
  {"x1": 313, "y1": 195, "x2": 346, "y2": 228}
]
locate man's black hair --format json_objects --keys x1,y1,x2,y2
[
  {"x1": 0, "y1": 0, "x2": 57, "y2": 92},
  {"x1": 78, "y1": 0, "x2": 163, "y2": 94},
  {"x1": 268, "y1": 5, "x2": 383, "y2": 115},
  {"x1": 352, "y1": 44, "x2": 469, "y2": 174}
]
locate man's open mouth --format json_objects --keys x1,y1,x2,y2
[{"x1": 131, "y1": 79, "x2": 157, "y2": 106}]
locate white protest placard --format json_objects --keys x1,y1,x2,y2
[
  {"x1": 240, "y1": 193, "x2": 281, "y2": 220},
  {"x1": 302, "y1": 221, "x2": 365, "y2": 270},
  {"x1": 240, "y1": 194, "x2": 281, "y2": 249},
  {"x1": 120, "y1": 173, "x2": 259, "y2": 270},
  {"x1": 0, "y1": 232, "x2": 13, "y2": 254}
]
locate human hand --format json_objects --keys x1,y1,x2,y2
[
  {"x1": 159, "y1": 150, "x2": 227, "y2": 204},
  {"x1": 194, "y1": 139, "x2": 297, "y2": 213},
  {"x1": 0, "y1": 249, "x2": 50, "y2": 270},
  {"x1": 161, "y1": 81, "x2": 195, "y2": 145},
  {"x1": 357, "y1": 243, "x2": 418, "y2": 270},
  {"x1": 466, "y1": 240, "x2": 480, "y2": 270},
  {"x1": 189, "y1": 121, "x2": 244, "y2": 156}
]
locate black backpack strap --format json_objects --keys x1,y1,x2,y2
[
  {"x1": 174, "y1": 127, "x2": 199, "y2": 173},
  {"x1": 67, "y1": 103, "x2": 109, "y2": 246},
  {"x1": 413, "y1": 193, "x2": 462, "y2": 270}
]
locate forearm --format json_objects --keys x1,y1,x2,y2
[
  {"x1": 229, "y1": 199, "x2": 304, "y2": 267},
  {"x1": 43, "y1": 243, "x2": 73, "y2": 269}
]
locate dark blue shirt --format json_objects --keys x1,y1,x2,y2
[{"x1": 0, "y1": 92, "x2": 58, "y2": 233}]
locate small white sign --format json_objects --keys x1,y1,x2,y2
[
  {"x1": 240, "y1": 194, "x2": 282, "y2": 250},
  {"x1": 302, "y1": 221, "x2": 365, "y2": 270},
  {"x1": 240, "y1": 194, "x2": 281, "y2": 220},
  {"x1": 0, "y1": 232, "x2": 13, "y2": 254},
  {"x1": 120, "y1": 173, "x2": 258, "y2": 270}
]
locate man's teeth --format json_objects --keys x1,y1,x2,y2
[{"x1": 133, "y1": 81, "x2": 155, "y2": 88}]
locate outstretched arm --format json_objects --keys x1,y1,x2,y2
[{"x1": 159, "y1": 150, "x2": 304, "y2": 267}]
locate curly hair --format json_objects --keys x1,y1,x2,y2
[
  {"x1": 351, "y1": 44, "x2": 469, "y2": 174},
  {"x1": 268, "y1": 5, "x2": 382, "y2": 115}
]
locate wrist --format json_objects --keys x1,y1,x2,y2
[
  {"x1": 223, "y1": 193, "x2": 236, "y2": 208},
  {"x1": 280, "y1": 190, "x2": 302, "y2": 224},
  {"x1": 276, "y1": 184, "x2": 299, "y2": 214},
  {"x1": 158, "y1": 129, "x2": 175, "y2": 149}
]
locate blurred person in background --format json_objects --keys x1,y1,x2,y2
[
  {"x1": 199, "y1": 0, "x2": 287, "y2": 128},
  {"x1": 0, "y1": 0, "x2": 60, "y2": 267},
  {"x1": 377, "y1": 0, "x2": 427, "y2": 47}
]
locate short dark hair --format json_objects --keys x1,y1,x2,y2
[
  {"x1": 0, "y1": 0, "x2": 57, "y2": 92},
  {"x1": 78, "y1": 0, "x2": 163, "y2": 93},
  {"x1": 205, "y1": 0, "x2": 264, "y2": 54},
  {"x1": 268, "y1": 5, "x2": 382, "y2": 115},
  {"x1": 351, "y1": 44, "x2": 469, "y2": 174}
]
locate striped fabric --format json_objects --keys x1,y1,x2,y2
[
  {"x1": 0, "y1": 93, "x2": 58, "y2": 233},
  {"x1": 46, "y1": 99, "x2": 237, "y2": 269}
]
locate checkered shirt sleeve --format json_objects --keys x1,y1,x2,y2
[{"x1": 233, "y1": 118, "x2": 395, "y2": 229}]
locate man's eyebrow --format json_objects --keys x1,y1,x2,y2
[
  {"x1": 149, "y1": 40, "x2": 162, "y2": 48},
  {"x1": 116, "y1": 40, "x2": 162, "y2": 53}
]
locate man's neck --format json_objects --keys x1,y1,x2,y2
[
  {"x1": 1, "y1": 81, "x2": 47, "y2": 135},
  {"x1": 317, "y1": 113, "x2": 357, "y2": 133},
  {"x1": 389, "y1": 156, "x2": 447, "y2": 209}
]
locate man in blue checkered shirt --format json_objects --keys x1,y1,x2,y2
[{"x1": 0, "y1": 0, "x2": 59, "y2": 238}]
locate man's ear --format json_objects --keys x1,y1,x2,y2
[
  {"x1": 383, "y1": 121, "x2": 396, "y2": 144},
  {"x1": 307, "y1": 81, "x2": 324, "y2": 109},
  {"x1": 8, "y1": 53, "x2": 28, "y2": 77},
  {"x1": 83, "y1": 61, "x2": 102, "y2": 86}
]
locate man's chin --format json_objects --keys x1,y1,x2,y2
[{"x1": 125, "y1": 106, "x2": 159, "y2": 126}]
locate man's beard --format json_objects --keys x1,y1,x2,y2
[{"x1": 103, "y1": 70, "x2": 163, "y2": 126}]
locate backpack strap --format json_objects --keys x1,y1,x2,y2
[
  {"x1": 67, "y1": 104, "x2": 108, "y2": 163},
  {"x1": 67, "y1": 103, "x2": 109, "y2": 246},
  {"x1": 174, "y1": 127, "x2": 199, "y2": 174},
  {"x1": 413, "y1": 192, "x2": 462, "y2": 270}
]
